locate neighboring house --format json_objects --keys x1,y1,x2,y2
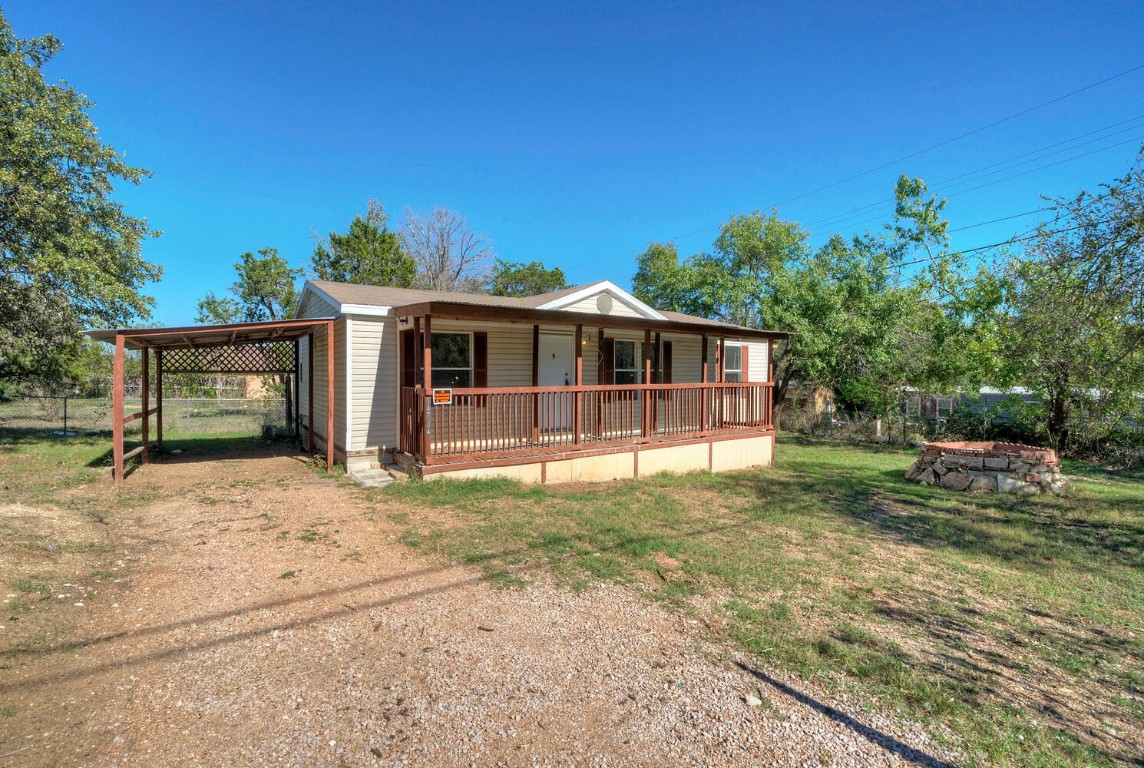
[
  {"x1": 903, "y1": 391, "x2": 961, "y2": 422},
  {"x1": 294, "y1": 279, "x2": 788, "y2": 482}
]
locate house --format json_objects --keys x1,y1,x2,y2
[{"x1": 293, "y1": 279, "x2": 788, "y2": 483}]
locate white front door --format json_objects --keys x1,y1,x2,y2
[{"x1": 538, "y1": 333, "x2": 573, "y2": 430}]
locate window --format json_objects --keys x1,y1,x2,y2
[
  {"x1": 614, "y1": 340, "x2": 642, "y2": 385},
  {"x1": 906, "y1": 396, "x2": 921, "y2": 417},
  {"x1": 431, "y1": 333, "x2": 471, "y2": 388},
  {"x1": 936, "y1": 397, "x2": 953, "y2": 420},
  {"x1": 723, "y1": 344, "x2": 743, "y2": 382}
]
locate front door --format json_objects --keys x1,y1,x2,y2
[{"x1": 538, "y1": 333, "x2": 573, "y2": 430}]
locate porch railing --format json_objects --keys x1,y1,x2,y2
[{"x1": 400, "y1": 382, "x2": 773, "y2": 465}]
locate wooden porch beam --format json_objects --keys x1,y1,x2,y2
[{"x1": 391, "y1": 301, "x2": 789, "y2": 341}]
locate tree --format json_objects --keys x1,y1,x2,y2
[
  {"x1": 197, "y1": 248, "x2": 301, "y2": 324},
  {"x1": 311, "y1": 200, "x2": 415, "y2": 287},
  {"x1": 1, "y1": 10, "x2": 160, "y2": 390},
  {"x1": 486, "y1": 259, "x2": 568, "y2": 296},
  {"x1": 632, "y1": 178, "x2": 972, "y2": 429},
  {"x1": 982, "y1": 152, "x2": 1144, "y2": 450},
  {"x1": 401, "y1": 207, "x2": 493, "y2": 292}
]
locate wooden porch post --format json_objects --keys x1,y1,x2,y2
[
  {"x1": 414, "y1": 316, "x2": 423, "y2": 388},
  {"x1": 112, "y1": 333, "x2": 125, "y2": 483},
  {"x1": 642, "y1": 329, "x2": 651, "y2": 437},
  {"x1": 325, "y1": 320, "x2": 334, "y2": 471},
  {"x1": 767, "y1": 338, "x2": 776, "y2": 428},
  {"x1": 307, "y1": 332, "x2": 314, "y2": 453},
  {"x1": 141, "y1": 345, "x2": 149, "y2": 463},
  {"x1": 574, "y1": 324, "x2": 583, "y2": 444},
  {"x1": 717, "y1": 335, "x2": 726, "y2": 428},
  {"x1": 422, "y1": 315, "x2": 432, "y2": 390},
  {"x1": 701, "y1": 334, "x2": 709, "y2": 383},
  {"x1": 701, "y1": 333, "x2": 709, "y2": 431},
  {"x1": 531, "y1": 324, "x2": 539, "y2": 444},
  {"x1": 155, "y1": 348, "x2": 164, "y2": 452}
]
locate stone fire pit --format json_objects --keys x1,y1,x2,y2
[{"x1": 905, "y1": 441, "x2": 1073, "y2": 496}]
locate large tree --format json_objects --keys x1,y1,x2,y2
[
  {"x1": 981, "y1": 151, "x2": 1144, "y2": 450},
  {"x1": 311, "y1": 200, "x2": 415, "y2": 287},
  {"x1": 0, "y1": 10, "x2": 160, "y2": 390},
  {"x1": 197, "y1": 248, "x2": 301, "y2": 324},
  {"x1": 486, "y1": 258, "x2": 568, "y2": 297},
  {"x1": 401, "y1": 207, "x2": 493, "y2": 292}
]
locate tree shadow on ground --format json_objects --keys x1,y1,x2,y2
[
  {"x1": 734, "y1": 661, "x2": 960, "y2": 768},
  {"x1": 699, "y1": 444, "x2": 1143, "y2": 764}
]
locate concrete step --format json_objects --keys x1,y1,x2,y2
[
  {"x1": 382, "y1": 463, "x2": 410, "y2": 482},
  {"x1": 348, "y1": 467, "x2": 393, "y2": 488},
  {"x1": 371, "y1": 460, "x2": 410, "y2": 482}
]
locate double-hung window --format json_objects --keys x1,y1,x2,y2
[
  {"x1": 723, "y1": 344, "x2": 743, "y2": 382},
  {"x1": 613, "y1": 340, "x2": 642, "y2": 385},
  {"x1": 431, "y1": 333, "x2": 472, "y2": 388}
]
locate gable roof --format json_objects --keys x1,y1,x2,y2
[{"x1": 298, "y1": 280, "x2": 787, "y2": 338}]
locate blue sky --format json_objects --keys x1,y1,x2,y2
[{"x1": 8, "y1": 1, "x2": 1144, "y2": 326}]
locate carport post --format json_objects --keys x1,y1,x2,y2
[
  {"x1": 112, "y1": 333, "x2": 125, "y2": 483},
  {"x1": 307, "y1": 331, "x2": 314, "y2": 454},
  {"x1": 156, "y1": 349, "x2": 164, "y2": 451},
  {"x1": 141, "y1": 345, "x2": 149, "y2": 463},
  {"x1": 325, "y1": 320, "x2": 334, "y2": 472}
]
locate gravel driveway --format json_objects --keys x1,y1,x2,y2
[{"x1": 0, "y1": 451, "x2": 959, "y2": 767}]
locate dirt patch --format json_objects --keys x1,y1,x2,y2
[{"x1": 0, "y1": 452, "x2": 958, "y2": 767}]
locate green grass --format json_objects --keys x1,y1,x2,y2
[{"x1": 382, "y1": 434, "x2": 1144, "y2": 768}]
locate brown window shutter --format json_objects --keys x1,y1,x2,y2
[
  {"x1": 740, "y1": 344, "x2": 749, "y2": 382},
  {"x1": 400, "y1": 329, "x2": 415, "y2": 388},
  {"x1": 602, "y1": 338, "x2": 615, "y2": 384},
  {"x1": 662, "y1": 341, "x2": 672, "y2": 384},
  {"x1": 473, "y1": 332, "x2": 488, "y2": 387}
]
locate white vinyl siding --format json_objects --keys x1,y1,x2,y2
[
  {"x1": 563, "y1": 294, "x2": 645, "y2": 318},
  {"x1": 747, "y1": 340, "x2": 770, "y2": 382},
  {"x1": 298, "y1": 318, "x2": 346, "y2": 450},
  {"x1": 348, "y1": 314, "x2": 398, "y2": 452},
  {"x1": 297, "y1": 291, "x2": 337, "y2": 319}
]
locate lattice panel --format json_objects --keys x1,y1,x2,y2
[{"x1": 161, "y1": 341, "x2": 296, "y2": 374}]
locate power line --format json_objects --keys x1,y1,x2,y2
[
  {"x1": 948, "y1": 208, "x2": 1049, "y2": 232},
  {"x1": 807, "y1": 134, "x2": 1143, "y2": 243},
  {"x1": 668, "y1": 64, "x2": 1144, "y2": 245},
  {"x1": 769, "y1": 62, "x2": 1144, "y2": 209},
  {"x1": 804, "y1": 115, "x2": 1144, "y2": 231},
  {"x1": 572, "y1": 64, "x2": 1144, "y2": 276}
]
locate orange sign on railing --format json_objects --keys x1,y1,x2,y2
[{"x1": 432, "y1": 388, "x2": 453, "y2": 405}]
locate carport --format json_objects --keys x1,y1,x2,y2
[{"x1": 88, "y1": 318, "x2": 336, "y2": 481}]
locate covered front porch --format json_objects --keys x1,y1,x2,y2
[{"x1": 393, "y1": 300, "x2": 783, "y2": 479}]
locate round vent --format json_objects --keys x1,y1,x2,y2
[{"x1": 596, "y1": 293, "x2": 614, "y2": 314}]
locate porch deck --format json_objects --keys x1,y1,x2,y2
[{"x1": 399, "y1": 382, "x2": 774, "y2": 467}]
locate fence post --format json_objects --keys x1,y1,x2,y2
[{"x1": 63, "y1": 397, "x2": 68, "y2": 436}]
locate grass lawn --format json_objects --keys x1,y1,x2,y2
[{"x1": 380, "y1": 434, "x2": 1143, "y2": 768}]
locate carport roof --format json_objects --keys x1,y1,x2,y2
[{"x1": 87, "y1": 317, "x2": 336, "y2": 350}]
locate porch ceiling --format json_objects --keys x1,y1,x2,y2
[{"x1": 394, "y1": 301, "x2": 789, "y2": 340}]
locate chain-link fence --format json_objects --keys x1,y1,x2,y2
[{"x1": 0, "y1": 395, "x2": 289, "y2": 437}]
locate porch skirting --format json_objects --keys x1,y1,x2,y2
[{"x1": 396, "y1": 431, "x2": 775, "y2": 484}]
